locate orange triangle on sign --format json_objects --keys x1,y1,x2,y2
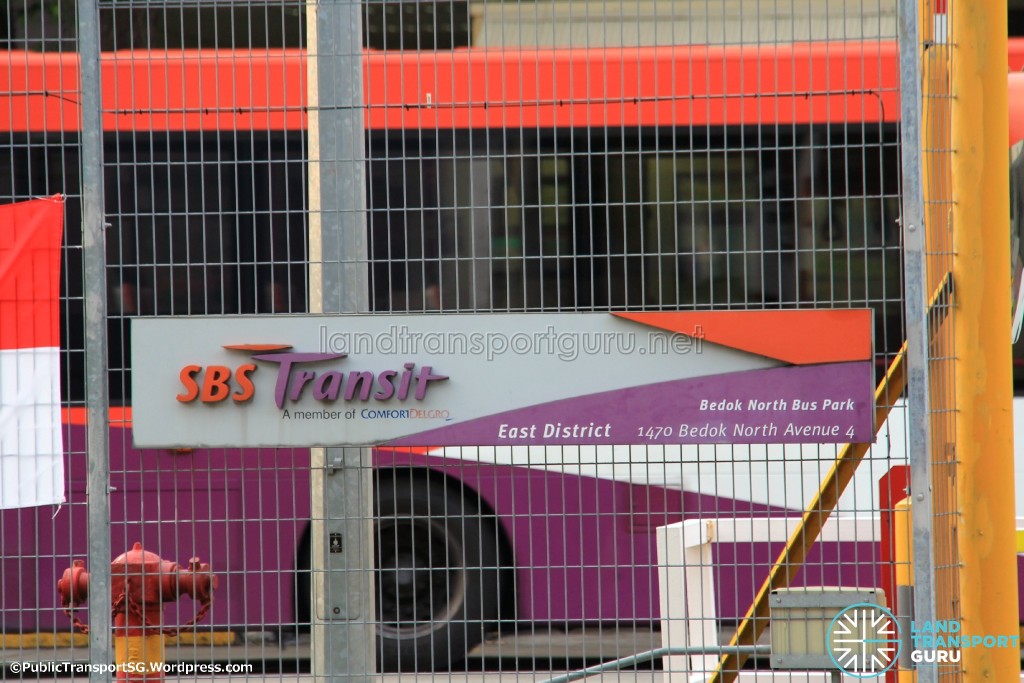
[{"x1": 612, "y1": 310, "x2": 872, "y2": 365}]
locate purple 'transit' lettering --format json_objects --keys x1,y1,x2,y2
[
  {"x1": 251, "y1": 352, "x2": 448, "y2": 407},
  {"x1": 253, "y1": 352, "x2": 346, "y2": 408}
]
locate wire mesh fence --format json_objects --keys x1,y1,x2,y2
[
  {"x1": 913, "y1": 0, "x2": 960, "y2": 679},
  {"x1": 0, "y1": 0, "x2": 1019, "y2": 681}
]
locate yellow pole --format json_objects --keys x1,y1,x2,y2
[
  {"x1": 113, "y1": 632, "x2": 164, "y2": 681},
  {"x1": 950, "y1": 2, "x2": 1020, "y2": 680},
  {"x1": 919, "y1": 0, "x2": 960, "y2": 634},
  {"x1": 894, "y1": 497, "x2": 915, "y2": 683}
]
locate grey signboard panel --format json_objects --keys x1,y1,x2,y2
[{"x1": 130, "y1": 312, "x2": 874, "y2": 448}]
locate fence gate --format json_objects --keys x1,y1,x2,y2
[{"x1": 0, "y1": 0, "x2": 1019, "y2": 681}]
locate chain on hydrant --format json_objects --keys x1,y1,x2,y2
[{"x1": 57, "y1": 542, "x2": 218, "y2": 681}]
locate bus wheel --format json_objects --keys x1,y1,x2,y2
[{"x1": 375, "y1": 475, "x2": 505, "y2": 672}]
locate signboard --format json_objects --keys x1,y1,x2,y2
[{"x1": 130, "y1": 310, "x2": 875, "y2": 448}]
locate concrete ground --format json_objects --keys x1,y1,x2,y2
[{"x1": 1, "y1": 627, "x2": 666, "y2": 667}]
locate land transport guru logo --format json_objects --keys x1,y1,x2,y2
[
  {"x1": 826, "y1": 603, "x2": 1020, "y2": 677},
  {"x1": 826, "y1": 603, "x2": 901, "y2": 677},
  {"x1": 174, "y1": 344, "x2": 448, "y2": 410}
]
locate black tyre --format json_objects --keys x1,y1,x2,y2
[
  {"x1": 294, "y1": 473, "x2": 509, "y2": 672},
  {"x1": 375, "y1": 474, "x2": 506, "y2": 672}
]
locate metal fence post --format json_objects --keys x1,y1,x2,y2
[
  {"x1": 897, "y1": 1, "x2": 938, "y2": 680},
  {"x1": 76, "y1": 0, "x2": 113, "y2": 678},
  {"x1": 307, "y1": 0, "x2": 377, "y2": 678}
]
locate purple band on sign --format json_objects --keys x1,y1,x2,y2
[{"x1": 388, "y1": 361, "x2": 875, "y2": 447}]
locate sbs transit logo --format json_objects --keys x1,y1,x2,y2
[
  {"x1": 174, "y1": 344, "x2": 448, "y2": 407},
  {"x1": 826, "y1": 603, "x2": 901, "y2": 677}
]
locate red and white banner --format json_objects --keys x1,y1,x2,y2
[{"x1": 1, "y1": 195, "x2": 64, "y2": 509}]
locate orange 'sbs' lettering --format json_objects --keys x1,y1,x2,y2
[
  {"x1": 176, "y1": 365, "x2": 202, "y2": 402},
  {"x1": 200, "y1": 365, "x2": 233, "y2": 402},
  {"x1": 233, "y1": 364, "x2": 257, "y2": 402}
]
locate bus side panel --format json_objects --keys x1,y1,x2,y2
[
  {"x1": 373, "y1": 450, "x2": 678, "y2": 623},
  {"x1": 1, "y1": 457, "x2": 87, "y2": 631},
  {"x1": 107, "y1": 438, "x2": 311, "y2": 629},
  {"x1": 0, "y1": 424, "x2": 310, "y2": 632},
  {"x1": 375, "y1": 450, "x2": 894, "y2": 624}
]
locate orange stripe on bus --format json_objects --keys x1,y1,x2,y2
[
  {"x1": 62, "y1": 407, "x2": 133, "y2": 427},
  {"x1": 18, "y1": 41, "x2": 1024, "y2": 132},
  {"x1": 8, "y1": 41, "x2": 1024, "y2": 133}
]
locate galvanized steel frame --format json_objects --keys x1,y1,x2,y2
[
  {"x1": 897, "y1": 0, "x2": 940, "y2": 679},
  {"x1": 308, "y1": 0, "x2": 377, "y2": 679},
  {"x1": 77, "y1": 0, "x2": 114, "y2": 677}
]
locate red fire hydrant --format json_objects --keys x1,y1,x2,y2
[{"x1": 58, "y1": 542, "x2": 218, "y2": 681}]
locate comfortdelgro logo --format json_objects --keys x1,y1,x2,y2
[
  {"x1": 827, "y1": 603, "x2": 1022, "y2": 677},
  {"x1": 174, "y1": 344, "x2": 449, "y2": 408}
]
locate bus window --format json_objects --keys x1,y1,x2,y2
[
  {"x1": 796, "y1": 128, "x2": 903, "y2": 358},
  {"x1": 102, "y1": 134, "x2": 307, "y2": 402},
  {"x1": 644, "y1": 148, "x2": 769, "y2": 307},
  {"x1": 368, "y1": 155, "x2": 442, "y2": 312},
  {"x1": 1010, "y1": 140, "x2": 1024, "y2": 344},
  {"x1": 367, "y1": 124, "x2": 902, "y2": 346}
]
